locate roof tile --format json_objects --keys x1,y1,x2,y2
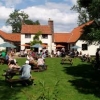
[
  {"x1": 0, "y1": 30, "x2": 20, "y2": 42},
  {"x1": 21, "y1": 25, "x2": 52, "y2": 34},
  {"x1": 67, "y1": 20, "x2": 94, "y2": 43},
  {"x1": 54, "y1": 33, "x2": 71, "y2": 42}
]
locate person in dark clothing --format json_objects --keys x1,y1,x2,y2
[{"x1": 95, "y1": 48, "x2": 100, "y2": 70}]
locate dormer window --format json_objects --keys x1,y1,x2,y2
[
  {"x1": 25, "y1": 34, "x2": 31, "y2": 38},
  {"x1": 42, "y1": 34, "x2": 48, "y2": 39}
]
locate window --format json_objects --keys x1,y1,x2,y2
[
  {"x1": 82, "y1": 44, "x2": 88, "y2": 50},
  {"x1": 42, "y1": 34, "x2": 48, "y2": 39},
  {"x1": 25, "y1": 34, "x2": 31, "y2": 38}
]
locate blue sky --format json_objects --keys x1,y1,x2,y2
[{"x1": 0, "y1": 0, "x2": 78, "y2": 33}]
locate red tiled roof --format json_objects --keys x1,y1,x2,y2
[
  {"x1": 54, "y1": 20, "x2": 93, "y2": 43},
  {"x1": 0, "y1": 30, "x2": 20, "y2": 42},
  {"x1": 67, "y1": 20, "x2": 94, "y2": 43},
  {"x1": 0, "y1": 20, "x2": 93, "y2": 43},
  {"x1": 54, "y1": 33, "x2": 71, "y2": 42},
  {"x1": 21, "y1": 25, "x2": 52, "y2": 34}
]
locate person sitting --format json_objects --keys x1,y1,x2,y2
[
  {"x1": 8, "y1": 59, "x2": 20, "y2": 70},
  {"x1": 37, "y1": 56, "x2": 46, "y2": 70},
  {"x1": 86, "y1": 54, "x2": 91, "y2": 62},
  {"x1": 3, "y1": 60, "x2": 20, "y2": 79},
  {"x1": 8, "y1": 53, "x2": 15, "y2": 64},
  {"x1": 27, "y1": 54, "x2": 37, "y2": 69},
  {"x1": 5, "y1": 52, "x2": 9, "y2": 64},
  {"x1": 42, "y1": 52, "x2": 46, "y2": 61},
  {"x1": 1, "y1": 50, "x2": 6, "y2": 58},
  {"x1": 0, "y1": 50, "x2": 6, "y2": 64},
  {"x1": 19, "y1": 60, "x2": 32, "y2": 80},
  {"x1": 81, "y1": 54, "x2": 87, "y2": 62}
]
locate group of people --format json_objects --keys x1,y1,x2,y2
[
  {"x1": 1, "y1": 50, "x2": 31, "y2": 80},
  {"x1": 51, "y1": 47, "x2": 66, "y2": 57},
  {"x1": 3, "y1": 49, "x2": 47, "y2": 82},
  {"x1": 27, "y1": 53, "x2": 46, "y2": 70}
]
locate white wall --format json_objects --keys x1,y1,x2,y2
[
  {"x1": 40, "y1": 35, "x2": 52, "y2": 53},
  {"x1": 76, "y1": 40, "x2": 99, "y2": 56},
  {"x1": 21, "y1": 34, "x2": 52, "y2": 53},
  {"x1": 0, "y1": 37, "x2": 6, "y2": 51},
  {"x1": 21, "y1": 34, "x2": 33, "y2": 50}
]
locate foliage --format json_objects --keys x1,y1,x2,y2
[
  {"x1": 21, "y1": 80, "x2": 60, "y2": 100},
  {"x1": 30, "y1": 31, "x2": 42, "y2": 46},
  {"x1": 36, "y1": 80, "x2": 60, "y2": 100},
  {"x1": 24, "y1": 19, "x2": 40, "y2": 25},
  {"x1": 6, "y1": 9, "x2": 40, "y2": 33},
  {"x1": 72, "y1": 0, "x2": 100, "y2": 44}
]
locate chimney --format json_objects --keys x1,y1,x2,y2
[{"x1": 48, "y1": 18, "x2": 54, "y2": 42}]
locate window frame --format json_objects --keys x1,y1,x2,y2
[
  {"x1": 25, "y1": 34, "x2": 31, "y2": 38},
  {"x1": 82, "y1": 44, "x2": 88, "y2": 50},
  {"x1": 42, "y1": 34, "x2": 48, "y2": 39}
]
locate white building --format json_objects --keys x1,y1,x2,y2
[{"x1": 0, "y1": 19, "x2": 98, "y2": 56}]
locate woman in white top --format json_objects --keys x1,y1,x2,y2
[
  {"x1": 37, "y1": 56, "x2": 47, "y2": 70},
  {"x1": 37, "y1": 56, "x2": 45, "y2": 66}
]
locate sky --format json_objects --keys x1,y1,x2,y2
[{"x1": 0, "y1": 0, "x2": 78, "y2": 33}]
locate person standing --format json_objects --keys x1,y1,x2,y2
[{"x1": 95, "y1": 48, "x2": 100, "y2": 70}]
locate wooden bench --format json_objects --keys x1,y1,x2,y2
[
  {"x1": 33, "y1": 65, "x2": 47, "y2": 72},
  {"x1": 6, "y1": 78, "x2": 34, "y2": 88},
  {"x1": 30, "y1": 63, "x2": 47, "y2": 72},
  {"x1": 2, "y1": 68, "x2": 20, "y2": 80},
  {"x1": 61, "y1": 56, "x2": 73, "y2": 65},
  {"x1": 2, "y1": 68, "x2": 34, "y2": 88}
]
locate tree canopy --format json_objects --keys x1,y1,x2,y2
[
  {"x1": 6, "y1": 9, "x2": 40, "y2": 33},
  {"x1": 72, "y1": 0, "x2": 100, "y2": 44}
]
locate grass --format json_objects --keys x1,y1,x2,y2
[{"x1": 0, "y1": 57, "x2": 100, "y2": 100}]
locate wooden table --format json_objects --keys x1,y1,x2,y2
[{"x1": 2, "y1": 68, "x2": 34, "y2": 88}]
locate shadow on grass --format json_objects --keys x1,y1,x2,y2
[
  {"x1": 63, "y1": 63, "x2": 100, "y2": 98},
  {"x1": 0, "y1": 79, "x2": 27, "y2": 100}
]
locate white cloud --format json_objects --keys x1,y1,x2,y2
[
  {"x1": 22, "y1": 2, "x2": 78, "y2": 32},
  {"x1": 0, "y1": 25, "x2": 12, "y2": 33},
  {"x1": 71, "y1": 0, "x2": 77, "y2": 5},
  {"x1": 0, "y1": 6, "x2": 14, "y2": 20},
  {"x1": 0, "y1": 0, "x2": 78, "y2": 33}
]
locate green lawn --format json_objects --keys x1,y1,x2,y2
[{"x1": 0, "y1": 57, "x2": 100, "y2": 100}]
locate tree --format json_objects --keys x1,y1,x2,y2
[
  {"x1": 72, "y1": 0, "x2": 100, "y2": 44},
  {"x1": 6, "y1": 9, "x2": 40, "y2": 33},
  {"x1": 30, "y1": 31, "x2": 42, "y2": 46}
]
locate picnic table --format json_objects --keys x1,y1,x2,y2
[
  {"x1": 29, "y1": 62, "x2": 47, "y2": 72},
  {"x1": 2, "y1": 68, "x2": 34, "y2": 88},
  {"x1": 61, "y1": 55, "x2": 73, "y2": 65}
]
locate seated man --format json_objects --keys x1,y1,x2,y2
[
  {"x1": 19, "y1": 60, "x2": 31, "y2": 80},
  {"x1": 3, "y1": 60, "x2": 33, "y2": 86}
]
